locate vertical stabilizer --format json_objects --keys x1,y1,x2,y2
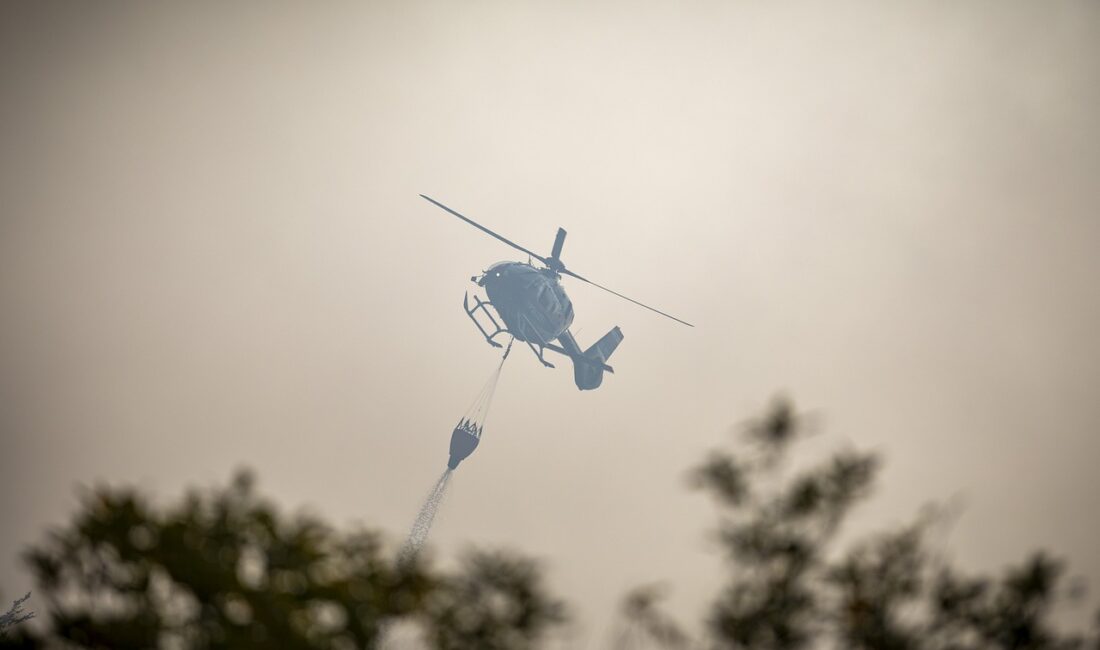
[{"x1": 559, "y1": 327, "x2": 623, "y2": 390}]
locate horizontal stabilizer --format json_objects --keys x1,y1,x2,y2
[{"x1": 573, "y1": 327, "x2": 623, "y2": 390}]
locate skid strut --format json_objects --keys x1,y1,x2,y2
[
  {"x1": 525, "y1": 341, "x2": 556, "y2": 369},
  {"x1": 515, "y1": 312, "x2": 555, "y2": 368},
  {"x1": 462, "y1": 292, "x2": 612, "y2": 373},
  {"x1": 463, "y1": 292, "x2": 510, "y2": 349}
]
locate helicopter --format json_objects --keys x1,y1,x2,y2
[{"x1": 421, "y1": 195, "x2": 693, "y2": 391}]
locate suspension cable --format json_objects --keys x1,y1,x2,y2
[{"x1": 461, "y1": 337, "x2": 515, "y2": 425}]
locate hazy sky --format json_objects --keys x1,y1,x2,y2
[{"x1": 2, "y1": 0, "x2": 1099, "y2": 642}]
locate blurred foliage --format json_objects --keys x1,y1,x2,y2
[
  {"x1": 0, "y1": 470, "x2": 564, "y2": 649},
  {"x1": 423, "y1": 552, "x2": 565, "y2": 650},
  {"x1": 0, "y1": 594, "x2": 34, "y2": 637},
  {"x1": 614, "y1": 585, "x2": 691, "y2": 650},
  {"x1": 5, "y1": 396, "x2": 1099, "y2": 649},
  {"x1": 621, "y1": 396, "x2": 1100, "y2": 650}
]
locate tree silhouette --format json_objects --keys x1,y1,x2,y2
[
  {"x1": 0, "y1": 594, "x2": 34, "y2": 638},
  {"x1": 0, "y1": 470, "x2": 564, "y2": 649},
  {"x1": 5, "y1": 398, "x2": 1098, "y2": 649},
  {"x1": 622, "y1": 396, "x2": 1100, "y2": 650},
  {"x1": 422, "y1": 551, "x2": 565, "y2": 650}
]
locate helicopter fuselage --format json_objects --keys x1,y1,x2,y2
[
  {"x1": 421, "y1": 193, "x2": 689, "y2": 389},
  {"x1": 478, "y1": 261, "x2": 574, "y2": 345}
]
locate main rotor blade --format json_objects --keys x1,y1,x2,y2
[
  {"x1": 420, "y1": 195, "x2": 547, "y2": 263},
  {"x1": 560, "y1": 269, "x2": 695, "y2": 327}
]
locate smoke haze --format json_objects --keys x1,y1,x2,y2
[{"x1": 2, "y1": 0, "x2": 1099, "y2": 636}]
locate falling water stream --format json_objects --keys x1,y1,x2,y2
[
  {"x1": 377, "y1": 470, "x2": 455, "y2": 649},
  {"x1": 398, "y1": 469, "x2": 453, "y2": 565}
]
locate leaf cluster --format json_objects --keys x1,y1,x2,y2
[
  {"x1": 673, "y1": 398, "x2": 1100, "y2": 650},
  {"x1": 1, "y1": 470, "x2": 564, "y2": 650}
]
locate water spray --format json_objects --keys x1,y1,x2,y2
[{"x1": 398, "y1": 469, "x2": 452, "y2": 564}]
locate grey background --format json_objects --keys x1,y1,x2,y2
[{"x1": 2, "y1": 0, "x2": 1098, "y2": 641}]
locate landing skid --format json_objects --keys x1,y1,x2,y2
[
  {"x1": 463, "y1": 292, "x2": 509, "y2": 348},
  {"x1": 524, "y1": 340, "x2": 556, "y2": 369},
  {"x1": 462, "y1": 292, "x2": 612, "y2": 374}
]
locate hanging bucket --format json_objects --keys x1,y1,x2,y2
[
  {"x1": 446, "y1": 339, "x2": 512, "y2": 470},
  {"x1": 448, "y1": 421, "x2": 481, "y2": 469}
]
